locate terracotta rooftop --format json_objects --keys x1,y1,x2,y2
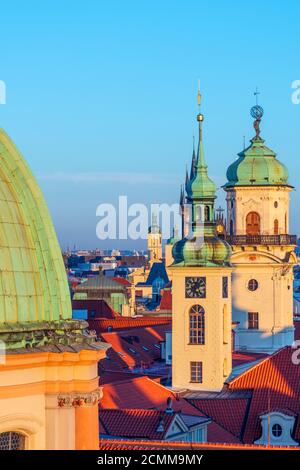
[
  {"x1": 112, "y1": 277, "x2": 131, "y2": 287},
  {"x1": 228, "y1": 346, "x2": 300, "y2": 443},
  {"x1": 99, "y1": 438, "x2": 296, "y2": 450},
  {"x1": 99, "y1": 324, "x2": 170, "y2": 370},
  {"x1": 88, "y1": 316, "x2": 171, "y2": 334},
  {"x1": 100, "y1": 376, "x2": 240, "y2": 444},
  {"x1": 99, "y1": 408, "x2": 209, "y2": 440},
  {"x1": 158, "y1": 288, "x2": 172, "y2": 312}
]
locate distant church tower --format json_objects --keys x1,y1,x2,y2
[
  {"x1": 223, "y1": 103, "x2": 297, "y2": 353},
  {"x1": 148, "y1": 212, "x2": 162, "y2": 266},
  {"x1": 170, "y1": 90, "x2": 232, "y2": 391}
]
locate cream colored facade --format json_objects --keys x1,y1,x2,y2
[
  {"x1": 170, "y1": 266, "x2": 232, "y2": 392},
  {"x1": 165, "y1": 242, "x2": 173, "y2": 269},
  {"x1": 226, "y1": 186, "x2": 296, "y2": 353},
  {"x1": 148, "y1": 231, "x2": 162, "y2": 265},
  {"x1": 0, "y1": 349, "x2": 106, "y2": 450},
  {"x1": 226, "y1": 186, "x2": 291, "y2": 236}
]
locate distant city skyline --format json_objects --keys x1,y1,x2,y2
[{"x1": 1, "y1": 1, "x2": 300, "y2": 248}]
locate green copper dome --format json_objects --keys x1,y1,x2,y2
[
  {"x1": 0, "y1": 129, "x2": 98, "y2": 350},
  {"x1": 172, "y1": 234, "x2": 231, "y2": 267},
  {"x1": 173, "y1": 107, "x2": 231, "y2": 268},
  {"x1": 224, "y1": 106, "x2": 291, "y2": 188}
]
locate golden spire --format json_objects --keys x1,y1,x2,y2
[
  {"x1": 197, "y1": 79, "x2": 204, "y2": 125},
  {"x1": 197, "y1": 79, "x2": 201, "y2": 108}
]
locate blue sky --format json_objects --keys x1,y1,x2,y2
[{"x1": 1, "y1": 0, "x2": 300, "y2": 249}]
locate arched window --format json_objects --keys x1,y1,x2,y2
[
  {"x1": 204, "y1": 206, "x2": 210, "y2": 222},
  {"x1": 274, "y1": 219, "x2": 279, "y2": 235},
  {"x1": 0, "y1": 432, "x2": 25, "y2": 450},
  {"x1": 189, "y1": 305, "x2": 205, "y2": 345},
  {"x1": 246, "y1": 212, "x2": 260, "y2": 235}
]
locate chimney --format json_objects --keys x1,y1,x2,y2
[{"x1": 165, "y1": 397, "x2": 174, "y2": 414}]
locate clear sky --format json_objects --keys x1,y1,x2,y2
[{"x1": 1, "y1": 0, "x2": 300, "y2": 249}]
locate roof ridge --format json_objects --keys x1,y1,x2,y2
[{"x1": 228, "y1": 346, "x2": 288, "y2": 386}]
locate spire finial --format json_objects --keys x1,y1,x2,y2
[
  {"x1": 196, "y1": 81, "x2": 205, "y2": 166},
  {"x1": 254, "y1": 86, "x2": 260, "y2": 105},
  {"x1": 197, "y1": 79, "x2": 201, "y2": 109},
  {"x1": 250, "y1": 94, "x2": 264, "y2": 141}
]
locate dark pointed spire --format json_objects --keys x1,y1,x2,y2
[
  {"x1": 179, "y1": 184, "x2": 184, "y2": 207},
  {"x1": 190, "y1": 136, "x2": 197, "y2": 180},
  {"x1": 185, "y1": 165, "x2": 189, "y2": 190}
]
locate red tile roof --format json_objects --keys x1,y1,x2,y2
[
  {"x1": 88, "y1": 316, "x2": 171, "y2": 334},
  {"x1": 99, "y1": 439, "x2": 295, "y2": 450},
  {"x1": 100, "y1": 409, "x2": 175, "y2": 439},
  {"x1": 100, "y1": 376, "x2": 240, "y2": 444},
  {"x1": 189, "y1": 398, "x2": 249, "y2": 439},
  {"x1": 228, "y1": 346, "x2": 300, "y2": 443},
  {"x1": 158, "y1": 289, "x2": 172, "y2": 311},
  {"x1": 112, "y1": 277, "x2": 131, "y2": 287},
  {"x1": 100, "y1": 324, "x2": 170, "y2": 370}
]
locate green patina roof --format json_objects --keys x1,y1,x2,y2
[
  {"x1": 0, "y1": 129, "x2": 85, "y2": 348},
  {"x1": 186, "y1": 127, "x2": 216, "y2": 199},
  {"x1": 172, "y1": 234, "x2": 231, "y2": 267},
  {"x1": 224, "y1": 137, "x2": 291, "y2": 188},
  {"x1": 173, "y1": 111, "x2": 231, "y2": 268}
]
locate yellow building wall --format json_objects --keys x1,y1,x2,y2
[
  {"x1": 170, "y1": 266, "x2": 232, "y2": 392},
  {"x1": 0, "y1": 349, "x2": 106, "y2": 450}
]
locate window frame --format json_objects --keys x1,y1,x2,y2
[
  {"x1": 190, "y1": 361, "x2": 203, "y2": 383},
  {"x1": 189, "y1": 305, "x2": 205, "y2": 345},
  {"x1": 248, "y1": 311, "x2": 259, "y2": 330}
]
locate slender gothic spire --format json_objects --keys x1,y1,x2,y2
[
  {"x1": 196, "y1": 82, "x2": 206, "y2": 170},
  {"x1": 190, "y1": 136, "x2": 197, "y2": 179}
]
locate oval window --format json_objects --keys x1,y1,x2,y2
[{"x1": 247, "y1": 279, "x2": 259, "y2": 291}]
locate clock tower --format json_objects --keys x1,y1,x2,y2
[
  {"x1": 170, "y1": 90, "x2": 232, "y2": 392},
  {"x1": 148, "y1": 212, "x2": 162, "y2": 266},
  {"x1": 223, "y1": 104, "x2": 297, "y2": 353}
]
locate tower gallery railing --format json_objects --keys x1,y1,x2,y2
[{"x1": 227, "y1": 234, "x2": 297, "y2": 246}]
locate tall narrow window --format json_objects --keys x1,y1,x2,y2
[
  {"x1": 189, "y1": 305, "x2": 205, "y2": 344},
  {"x1": 190, "y1": 361, "x2": 203, "y2": 383},
  {"x1": 248, "y1": 312, "x2": 259, "y2": 330},
  {"x1": 230, "y1": 219, "x2": 234, "y2": 236},
  {"x1": 246, "y1": 212, "x2": 260, "y2": 235},
  {"x1": 274, "y1": 219, "x2": 279, "y2": 235},
  {"x1": 204, "y1": 205, "x2": 210, "y2": 222},
  {"x1": 222, "y1": 277, "x2": 228, "y2": 298}
]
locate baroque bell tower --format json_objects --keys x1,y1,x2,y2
[
  {"x1": 223, "y1": 102, "x2": 297, "y2": 353},
  {"x1": 170, "y1": 89, "x2": 232, "y2": 392}
]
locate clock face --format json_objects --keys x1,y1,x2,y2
[
  {"x1": 185, "y1": 277, "x2": 206, "y2": 298},
  {"x1": 216, "y1": 224, "x2": 224, "y2": 234}
]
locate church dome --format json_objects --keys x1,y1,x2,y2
[
  {"x1": 224, "y1": 105, "x2": 291, "y2": 188},
  {"x1": 0, "y1": 129, "x2": 91, "y2": 349},
  {"x1": 172, "y1": 234, "x2": 231, "y2": 267}
]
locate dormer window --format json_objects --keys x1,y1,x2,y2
[{"x1": 254, "y1": 411, "x2": 298, "y2": 447}]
